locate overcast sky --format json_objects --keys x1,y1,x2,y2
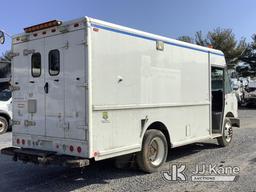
[{"x1": 0, "y1": 0, "x2": 255, "y2": 54}]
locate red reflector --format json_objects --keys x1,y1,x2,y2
[
  {"x1": 17, "y1": 138, "x2": 20, "y2": 144},
  {"x1": 21, "y1": 139, "x2": 25, "y2": 145},
  {"x1": 93, "y1": 151, "x2": 99, "y2": 157},
  {"x1": 93, "y1": 28, "x2": 99, "y2": 32},
  {"x1": 70, "y1": 145, "x2": 74, "y2": 152},
  {"x1": 77, "y1": 146, "x2": 82, "y2": 153}
]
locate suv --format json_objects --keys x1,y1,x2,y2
[{"x1": 0, "y1": 89, "x2": 12, "y2": 134}]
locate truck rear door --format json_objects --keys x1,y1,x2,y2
[
  {"x1": 12, "y1": 39, "x2": 46, "y2": 136},
  {"x1": 62, "y1": 29, "x2": 87, "y2": 140},
  {"x1": 44, "y1": 35, "x2": 65, "y2": 138},
  {"x1": 28, "y1": 39, "x2": 46, "y2": 136},
  {"x1": 45, "y1": 30, "x2": 87, "y2": 140}
]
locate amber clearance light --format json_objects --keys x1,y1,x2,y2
[{"x1": 24, "y1": 20, "x2": 62, "y2": 33}]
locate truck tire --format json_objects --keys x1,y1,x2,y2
[
  {"x1": 0, "y1": 116, "x2": 8, "y2": 135},
  {"x1": 217, "y1": 118, "x2": 233, "y2": 147},
  {"x1": 136, "y1": 129, "x2": 168, "y2": 173}
]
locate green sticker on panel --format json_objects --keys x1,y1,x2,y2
[{"x1": 102, "y1": 111, "x2": 108, "y2": 120}]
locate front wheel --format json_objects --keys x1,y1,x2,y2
[
  {"x1": 136, "y1": 129, "x2": 168, "y2": 173},
  {"x1": 0, "y1": 116, "x2": 8, "y2": 135},
  {"x1": 217, "y1": 118, "x2": 233, "y2": 147}
]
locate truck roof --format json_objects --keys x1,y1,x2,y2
[{"x1": 87, "y1": 17, "x2": 224, "y2": 57}]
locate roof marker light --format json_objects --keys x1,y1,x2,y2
[
  {"x1": 93, "y1": 28, "x2": 99, "y2": 32},
  {"x1": 24, "y1": 20, "x2": 62, "y2": 33}
]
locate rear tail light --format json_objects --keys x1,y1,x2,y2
[
  {"x1": 21, "y1": 139, "x2": 25, "y2": 145},
  {"x1": 93, "y1": 151, "x2": 99, "y2": 157},
  {"x1": 69, "y1": 145, "x2": 74, "y2": 152},
  {"x1": 77, "y1": 146, "x2": 82, "y2": 153},
  {"x1": 16, "y1": 138, "x2": 20, "y2": 144}
]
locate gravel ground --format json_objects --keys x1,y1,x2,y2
[{"x1": 0, "y1": 109, "x2": 255, "y2": 192}]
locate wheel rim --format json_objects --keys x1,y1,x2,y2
[
  {"x1": 224, "y1": 121, "x2": 232, "y2": 143},
  {"x1": 147, "y1": 137, "x2": 165, "y2": 166},
  {"x1": 0, "y1": 120, "x2": 5, "y2": 133}
]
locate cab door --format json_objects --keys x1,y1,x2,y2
[
  {"x1": 44, "y1": 35, "x2": 65, "y2": 138},
  {"x1": 224, "y1": 70, "x2": 238, "y2": 117}
]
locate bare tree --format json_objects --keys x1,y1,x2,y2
[
  {"x1": 194, "y1": 28, "x2": 247, "y2": 68},
  {"x1": 177, "y1": 36, "x2": 194, "y2": 43}
]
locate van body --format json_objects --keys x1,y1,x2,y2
[{"x1": 2, "y1": 17, "x2": 239, "y2": 172}]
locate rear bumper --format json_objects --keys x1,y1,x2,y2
[
  {"x1": 244, "y1": 97, "x2": 256, "y2": 103},
  {"x1": 229, "y1": 117, "x2": 240, "y2": 128},
  {"x1": 1, "y1": 147, "x2": 90, "y2": 168}
]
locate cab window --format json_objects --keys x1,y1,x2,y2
[
  {"x1": 211, "y1": 67, "x2": 224, "y2": 91},
  {"x1": 0, "y1": 90, "x2": 11, "y2": 101},
  {"x1": 225, "y1": 71, "x2": 233, "y2": 94}
]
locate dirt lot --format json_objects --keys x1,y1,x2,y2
[{"x1": 0, "y1": 109, "x2": 255, "y2": 192}]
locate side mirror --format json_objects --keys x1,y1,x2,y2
[{"x1": 0, "y1": 31, "x2": 5, "y2": 44}]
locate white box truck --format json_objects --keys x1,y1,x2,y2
[{"x1": 1, "y1": 17, "x2": 239, "y2": 172}]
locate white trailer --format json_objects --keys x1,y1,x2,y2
[{"x1": 1, "y1": 17, "x2": 239, "y2": 172}]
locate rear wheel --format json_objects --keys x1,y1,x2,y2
[
  {"x1": 0, "y1": 116, "x2": 8, "y2": 135},
  {"x1": 136, "y1": 129, "x2": 168, "y2": 173},
  {"x1": 217, "y1": 118, "x2": 233, "y2": 147}
]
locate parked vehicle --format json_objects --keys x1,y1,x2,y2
[
  {"x1": 243, "y1": 79, "x2": 256, "y2": 106},
  {"x1": 1, "y1": 17, "x2": 239, "y2": 173},
  {"x1": 230, "y1": 72, "x2": 243, "y2": 105},
  {"x1": 0, "y1": 89, "x2": 12, "y2": 134}
]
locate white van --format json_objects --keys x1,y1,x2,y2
[
  {"x1": 0, "y1": 89, "x2": 12, "y2": 134},
  {"x1": 1, "y1": 17, "x2": 239, "y2": 172}
]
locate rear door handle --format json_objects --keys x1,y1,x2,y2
[{"x1": 44, "y1": 82, "x2": 49, "y2": 94}]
